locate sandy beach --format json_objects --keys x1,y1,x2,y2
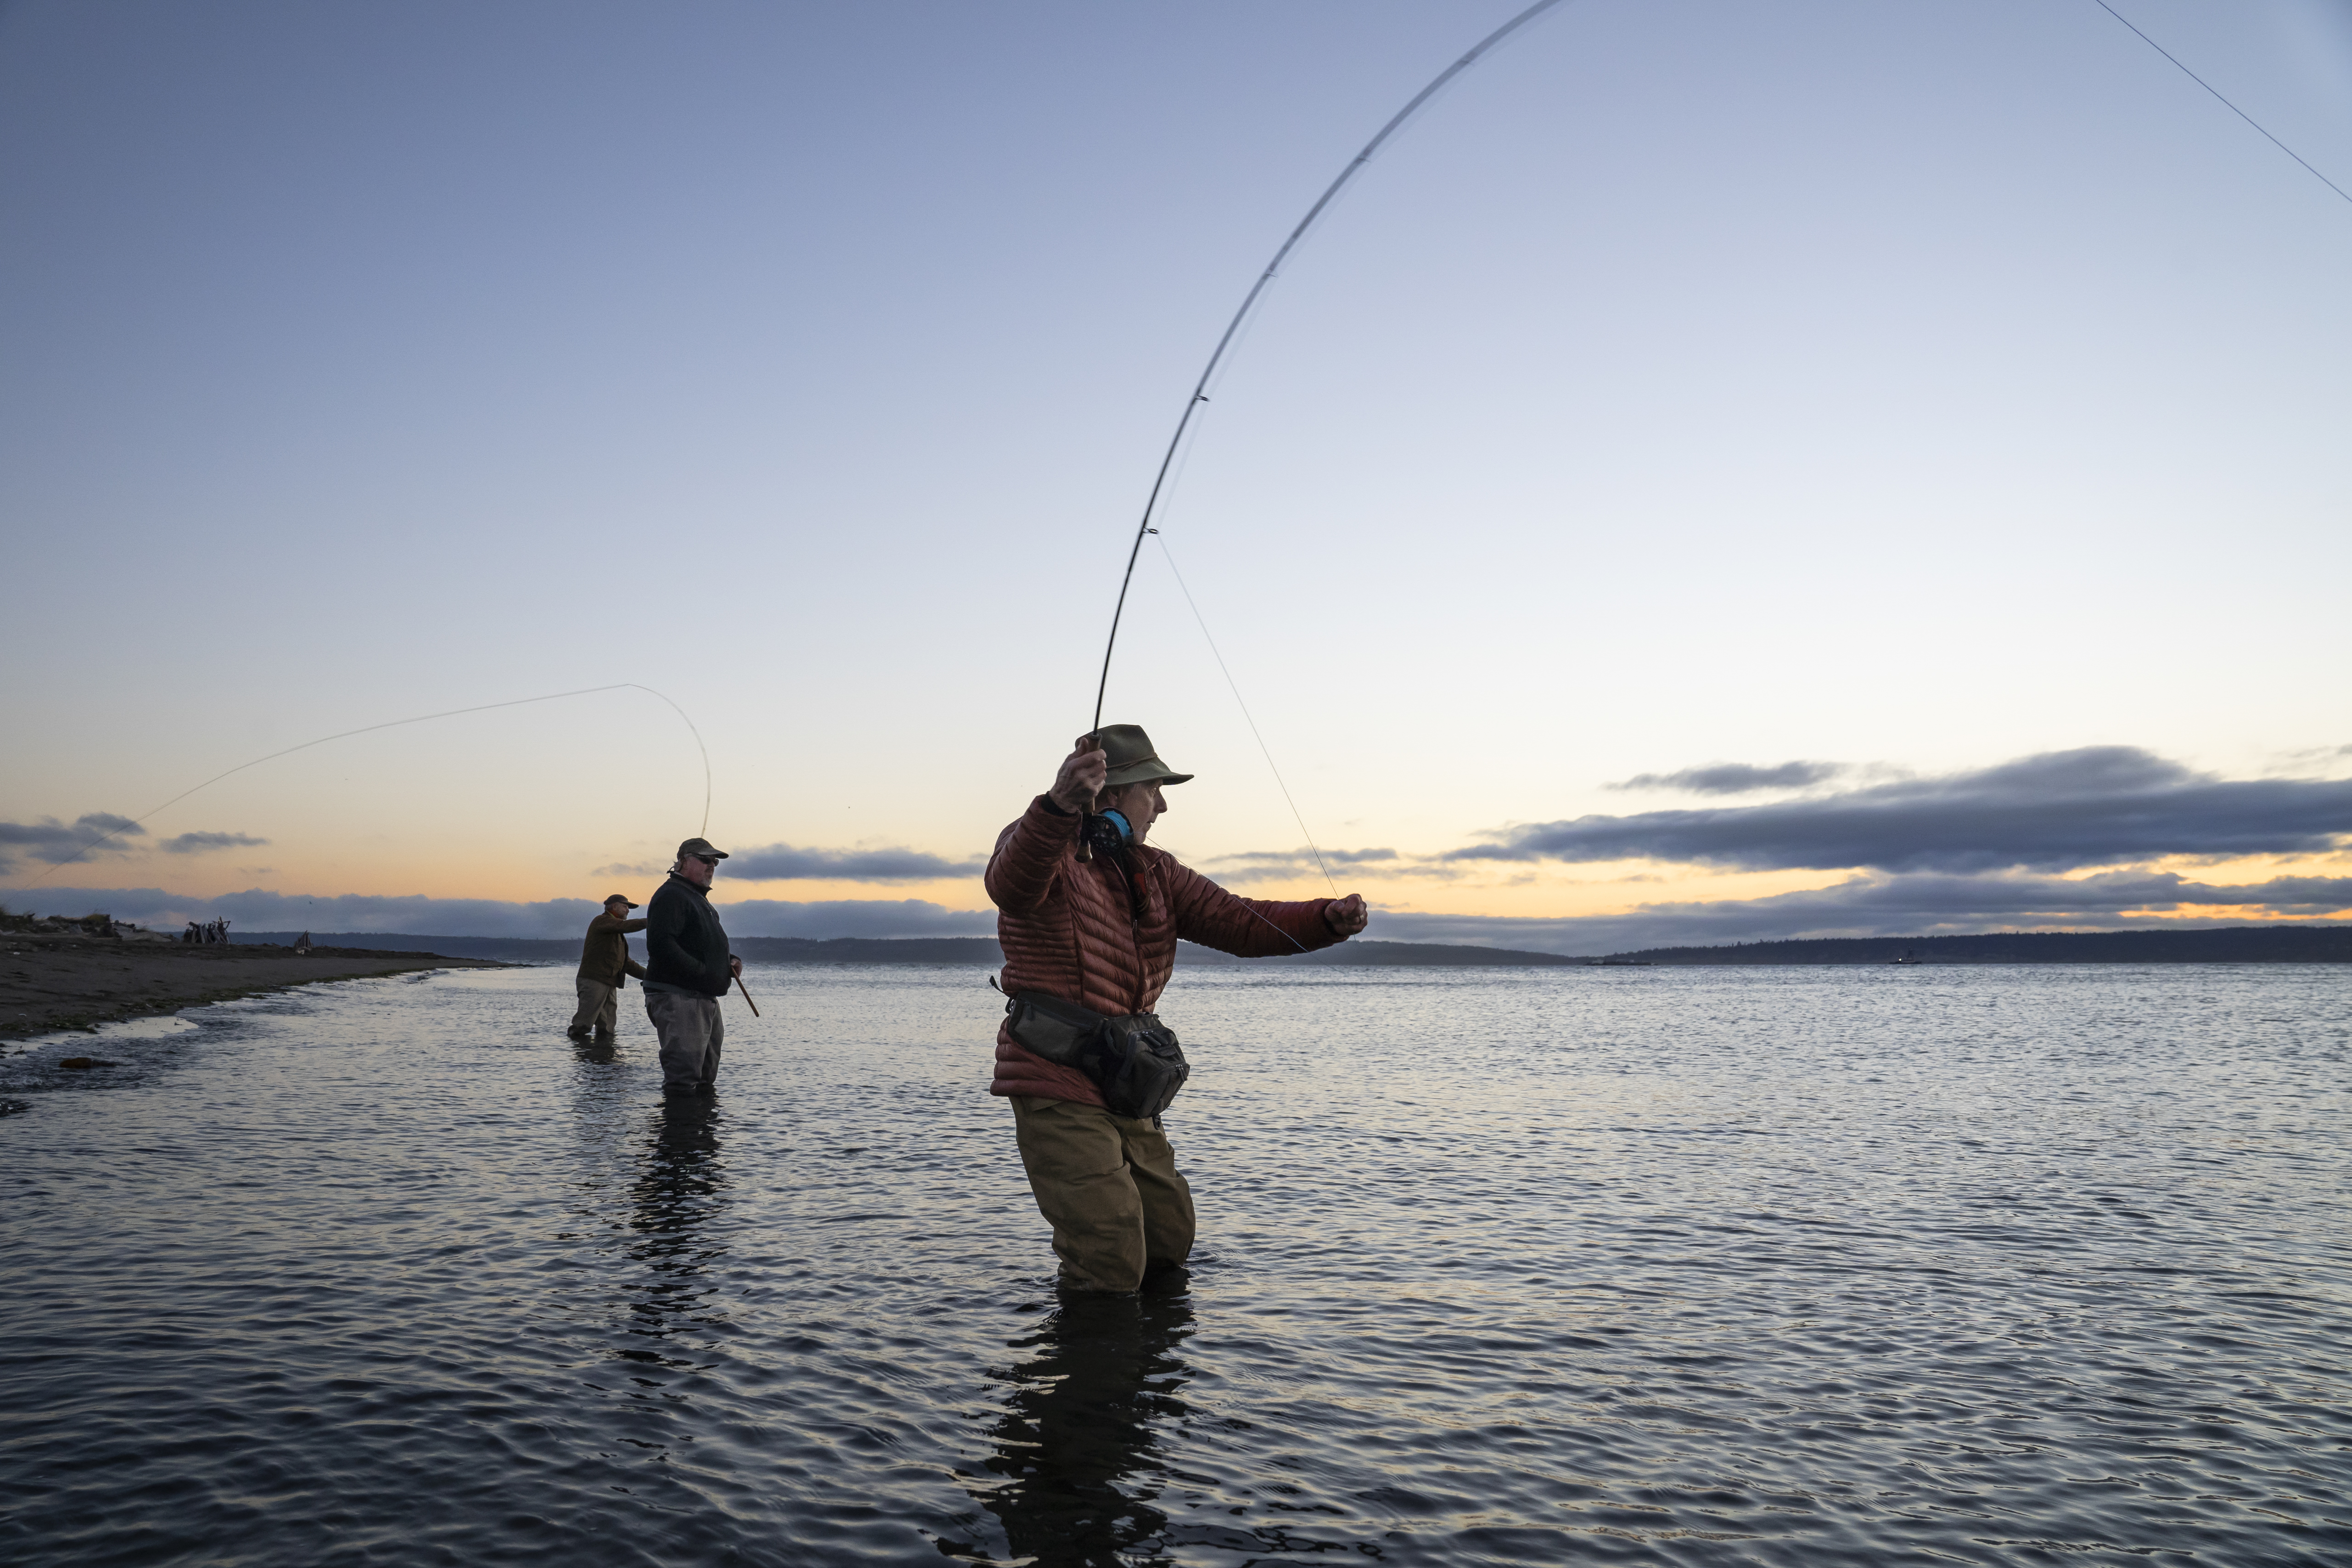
[{"x1": 0, "y1": 936, "x2": 512, "y2": 1041}]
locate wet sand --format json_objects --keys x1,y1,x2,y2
[{"x1": 0, "y1": 936, "x2": 513, "y2": 1041}]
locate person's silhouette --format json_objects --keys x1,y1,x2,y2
[{"x1": 972, "y1": 1279, "x2": 1196, "y2": 1565}]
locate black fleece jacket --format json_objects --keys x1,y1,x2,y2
[{"x1": 645, "y1": 873, "x2": 733, "y2": 996}]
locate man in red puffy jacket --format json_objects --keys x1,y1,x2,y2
[{"x1": 987, "y1": 725, "x2": 1369, "y2": 1293}]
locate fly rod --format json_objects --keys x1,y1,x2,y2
[
  {"x1": 1087, "y1": 0, "x2": 1572, "y2": 735},
  {"x1": 734, "y1": 973, "x2": 761, "y2": 1017}
]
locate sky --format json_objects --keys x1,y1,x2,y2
[{"x1": 4, "y1": 0, "x2": 2349, "y2": 952}]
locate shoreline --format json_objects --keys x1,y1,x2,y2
[{"x1": 0, "y1": 935, "x2": 515, "y2": 1042}]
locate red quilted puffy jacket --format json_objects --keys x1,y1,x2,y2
[{"x1": 985, "y1": 794, "x2": 1345, "y2": 1105}]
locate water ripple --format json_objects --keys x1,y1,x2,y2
[{"x1": 2, "y1": 963, "x2": 2346, "y2": 1565}]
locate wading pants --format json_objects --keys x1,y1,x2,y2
[
  {"x1": 645, "y1": 989, "x2": 724, "y2": 1093},
  {"x1": 1010, "y1": 1096, "x2": 1195, "y2": 1293},
  {"x1": 570, "y1": 978, "x2": 618, "y2": 1036}
]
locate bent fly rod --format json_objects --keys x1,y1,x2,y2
[
  {"x1": 1083, "y1": 0, "x2": 2350, "y2": 737},
  {"x1": 1086, "y1": 0, "x2": 1571, "y2": 736}
]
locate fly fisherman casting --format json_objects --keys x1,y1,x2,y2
[
  {"x1": 987, "y1": 728, "x2": 1370, "y2": 1295},
  {"x1": 999, "y1": 3, "x2": 1567, "y2": 1293}
]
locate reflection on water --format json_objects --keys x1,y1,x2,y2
[
  {"x1": 2, "y1": 961, "x2": 2347, "y2": 1565},
  {"x1": 627, "y1": 1100, "x2": 731, "y2": 1358},
  {"x1": 975, "y1": 1281, "x2": 1196, "y2": 1566}
]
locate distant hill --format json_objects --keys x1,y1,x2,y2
[
  {"x1": 234, "y1": 926, "x2": 2349, "y2": 968},
  {"x1": 234, "y1": 932, "x2": 1588, "y2": 967},
  {"x1": 733, "y1": 937, "x2": 1002, "y2": 965},
  {"x1": 1606, "y1": 927, "x2": 2352, "y2": 965},
  {"x1": 1179, "y1": 939, "x2": 1589, "y2": 967}
]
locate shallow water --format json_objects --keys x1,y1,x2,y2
[{"x1": 3, "y1": 961, "x2": 2346, "y2": 1566}]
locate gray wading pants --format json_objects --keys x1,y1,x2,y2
[
  {"x1": 645, "y1": 989, "x2": 724, "y2": 1092},
  {"x1": 570, "y1": 978, "x2": 618, "y2": 1036},
  {"x1": 1010, "y1": 1096, "x2": 1195, "y2": 1293}
]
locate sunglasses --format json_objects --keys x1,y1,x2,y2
[{"x1": 688, "y1": 854, "x2": 721, "y2": 866}]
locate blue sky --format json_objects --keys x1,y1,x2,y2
[{"x1": 4, "y1": 1, "x2": 2348, "y2": 949}]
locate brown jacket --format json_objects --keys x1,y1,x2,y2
[
  {"x1": 985, "y1": 794, "x2": 1343, "y2": 1104},
  {"x1": 578, "y1": 911, "x2": 649, "y2": 989}
]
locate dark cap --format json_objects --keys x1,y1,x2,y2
[
  {"x1": 676, "y1": 837, "x2": 729, "y2": 861},
  {"x1": 1092, "y1": 723, "x2": 1193, "y2": 789},
  {"x1": 603, "y1": 894, "x2": 638, "y2": 908}
]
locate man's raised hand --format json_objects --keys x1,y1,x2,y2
[
  {"x1": 1323, "y1": 894, "x2": 1369, "y2": 937},
  {"x1": 1049, "y1": 735, "x2": 1109, "y2": 814}
]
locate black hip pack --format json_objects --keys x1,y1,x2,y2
[{"x1": 1003, "y1": 989, "x2": 1190, "y2": 1121}]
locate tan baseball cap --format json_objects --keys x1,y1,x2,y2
[{"x1": 604, "y1": 894, "x2": 638, "y2": 908}]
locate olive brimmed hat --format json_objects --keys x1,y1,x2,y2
[{"x1": 1094, "y1": 724, "x2": 1193, "y2": 789}]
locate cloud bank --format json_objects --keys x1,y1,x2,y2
[
  {"x1": 18, "y1": 866, "x2": 2343, "y2": 955},
  {"x1": 590, "y1": 842, "x2": 986, "y2": 882},
  {"x1": 17, "y1": 747, "x2": 2346, "y2": 953},
  {"x1": 1370, "y1": 869, "x2": 2352, "y2": 954},
  {"x1": 0, "y1": 813, "x2": 144, "y2": 869},
  {"x1": 1454, "y1": 747, "x2": 2352, "y2": 874},
  {"x1": 160, "y1": 831, "x2": 269, "y2": 854},
  {"x1": 0, "y1": 813, "x2": 267, "y2": 875},
  {"x1": 1608, "y1": 761, "x2": 1847, "y2": 794},
  {"x1": 725, "y1": 843, "x2": 986, "y2": 882},
  {"x1": 11, "y1": 887, "x2": 997, "y2": 940},
  {"x1": 1197, "y1": 846, "x2": 1412, "y2": 886},
  {"x1": 1195, "y1": 746, "x2": 2352, "y2": 951}
]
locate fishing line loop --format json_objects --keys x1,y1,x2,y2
[
  {"x1": 1156, "y1": 535, "x2": 1339, "y2": 898},
  {"x1": 2090, "y1": 0, "x2": 2352, "y2": 208},
  {"x1": 11, "y1": 683, "x2": 713, "y2": 892},
  {"x1": 1095, "y1": 0, "x2": 2346, "y2": 742},
  {"x1": 1146, "y1": 834, "x2": 1316, "y2": 955}
]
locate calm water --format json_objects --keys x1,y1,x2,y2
[{"x1": 2, "y1": 962, "x2": 2346, "y2": 1567}]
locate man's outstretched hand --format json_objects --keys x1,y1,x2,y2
[
  {"x1": 1049, "y1": 735, "x2": 1109, "y2": 814},
  {"x1": 1323, "y1": 894, "x2": 1369, "y2": 937}
]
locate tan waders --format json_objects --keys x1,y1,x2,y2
[
  {"x1": 570, "y1": 978, "x2": 619, "y2": 1038},
  {"x1": 1010, "y1": 1096, "x2": 1195, "y2": 1293}
]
